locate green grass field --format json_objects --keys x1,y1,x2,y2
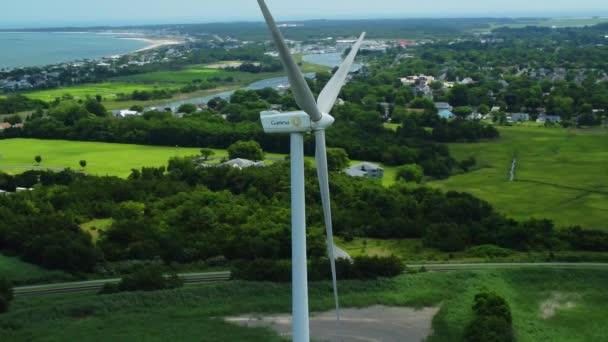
[
  {"x1": 0, "y1": 254, "x2": 72, "y2": 285},
  {"x1": 113, "y1": 66, "x2": 232, "y2": 84},
  {"x1": 80, "y1": 219, "x2": 113, "y2": 243},
  {"x1": 430, "y1": 126, "x2": 608, "y2": 230},
  {"x1": 0, "y1": 138, "x2": 292, "y2": 178},
  {"x1": 23, "y1": 83, "x2": 181, "y2": 102},
  {"x1": 2, "y1": 269, "x2": 607, "y2": 341}
]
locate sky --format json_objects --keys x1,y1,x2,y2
[{"x1": 2, "y1": 0, "x2": 608, "y2": 28}]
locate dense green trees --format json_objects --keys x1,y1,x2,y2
[
  {"x1": 0, "y1": 95, "x2": 47, "y2": 114},
  {"x1": 178, "y1": 103, "x2": 198, "y2": 114},
  {"x1": 232, "y1": 256, "x2": 404, "y2": 282},
  {"x1": 0, "y1": 278, "x2": 13, "y2": 314},
  {"x1": 100, "y1": 266, "x2": 183, "y2": 294},
  {"x1": 464, "y1": 292, "x2": 514, "y2": 342},
  {"x1": 326, "y1": 148, "x2": 350, "y2": 171},
  {"x1": 395, "y1": 164, "x2": 424, "y2": 183},
  {"x1": 0, "y1": 161, "x2": 607, "y2": 274},
  {"x1": 227, "y1": 140, "x2": 265, "y2": 161},
  {"x1": 84, "y1": 98, "x2": 108, "y2": 117}
]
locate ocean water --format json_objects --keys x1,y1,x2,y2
[{"x1": 0, "y1": 32, "x2": 150, "y2": 69}]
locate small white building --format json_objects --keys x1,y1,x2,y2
[
  {"x1": 116, "y1": 110, "x2": 141, "y2": 118},
  {"x1": 218, "y1": 158, "x2": 265, "y2": 170},
  {"x1": 537, "y1": 114, "x2": 562, "y2": 123},
  {"x1": 344, "y1": 162, "x2": 384, "y2": 179}
]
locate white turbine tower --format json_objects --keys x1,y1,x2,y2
[{"x1": 257, "y1": 1, "x2": 365, "y2": 341}]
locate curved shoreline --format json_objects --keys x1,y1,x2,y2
[{"x1": 118, "y1": 37, "x2": 183, "y2": 52}]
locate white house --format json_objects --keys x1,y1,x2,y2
[
  {"x1": 507, "y1": 113, "x2": 530, "y2": 123},
  {"x1": 116, "y1": 110, "x2": 141, "y2": 118},
  {"x1": 218, "y1": 158, "x2": 265, "y2": 170},
  {"x1": 537, "y1": 114, "x2": 562, "y2": 123},
  {"x1": 344, "y1": 162, "x2": 384, "y2": 179},
  {"x1": 435, "y1": 102, "x2": 453, "y2": 111}
]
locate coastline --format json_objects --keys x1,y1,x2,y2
[{"x1": 119, "y1": 37, "x2": 183, "y2": 53}]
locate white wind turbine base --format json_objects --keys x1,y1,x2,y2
[{"x1": 257, "y1": 1, "x2": 366, "y2": 341}]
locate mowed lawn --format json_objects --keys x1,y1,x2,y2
[
  {"x1": 430, "y1": 126, "x2": 608, "y2": 230},
  {"x1": 0, "y1": 138, "x2": 290, "y2": 178},
  {"x1": 24, "y1": 82, "x2": 180, "y2": 102},
  {"x1": 113, "y1": 66, "x2": 234, "y2": 84},
  {"x1": 0, "y1": 139, "x2": 208, "y2": 177}
]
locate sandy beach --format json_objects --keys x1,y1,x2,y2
[{"x1": 119, "y1": 37, "x2": 183, "y2": 52}]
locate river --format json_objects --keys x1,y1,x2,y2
[{"x1": 144, "y1": 52, "x2": 362, "y2": 112}]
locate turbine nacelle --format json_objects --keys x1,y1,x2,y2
[{"x1": 260, "y1": 110, "x2": 335, "y2": 134}]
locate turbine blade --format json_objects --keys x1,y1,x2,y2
[
  {"x1": 314, "y1": 129, "x2": 340, "y2": 322},
  {"x1": 257, "y1": 0, "x2": 322, "y2": 121},
  {"x1": 317, "y1": 32, "x2": 366, "y2": 114}
]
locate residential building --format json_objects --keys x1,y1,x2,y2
[
  {"x1": 537, "y1": 114, "x2": 562, "y2": 123},
  {"x1": 435, "y1": 102, "x2": 453, "y2": 111},
  {"x1": 218, "y1": 158, "x2": 265, "y2": 170},
  {"x1": 508, "y1": 113, "x2": 530, "y2": 123},
  {"x1": 0, "y1": 122, "x2": 11, "y2": 130},
  {"x1": 344, "y1": 162, "x2": 384, "y2": 179},
  {"x1": 439, "y1": 110, "x2": 455, "y2": 120},
  {"x1": 467, "y1": 113, "x2": 483, "y2": 120},
  {"x1": 400, "y1": 75, "x2": 435, "y2": 86},
  {"x1": 116, "y1": 110, "x2": 141, "y2": 118}
]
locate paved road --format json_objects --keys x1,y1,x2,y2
[
  {"x1": 14, "y1": 271, "x2": 231, "y2": 296},
  {"x1": 14, "y1": 263, "x2": 608, "y2": 296}
]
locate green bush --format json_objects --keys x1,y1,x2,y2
[
  {"x1": 232, "y1": 256, "x2": 404, "y2": 282},
  {"x1": 466, "y1": 245, "x2": 513, "y2": 258},
  {"x1": 0, "y1": 278, "x2": 14, "y2": 313},
  {"x1": 231, "y1": 259, "x2": 291, "y2": 282},
  {"x1": 464, "y1": 292, "x2": 514, "y2": 342},
  {"x1": 99, "y1": 266, "x2": 183, "y2": 295}
]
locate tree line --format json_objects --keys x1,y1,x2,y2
[{"x1": 1, "y1": 161, "x2": 606, "y2": 275}]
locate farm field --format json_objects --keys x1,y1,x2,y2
[
  {"x1": 430, "y1": 126, "x2": 608, "y2": 230},
  {"x1": 0, "y1": 254, "x2": 71, "y2": 285},
  {"x1": 2, "y1": 269, "x2": 607, "y2": 341},
  {"x1": 112, "y1": 65, "x2": 236, "y2": 84},
  {"x1": 23, "y1": 82, "x2": 181, "y2": 102}
]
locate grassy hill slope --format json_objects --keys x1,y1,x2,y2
[{"x1": 431, "y1": 126, "x2": 608, "y2": 230}]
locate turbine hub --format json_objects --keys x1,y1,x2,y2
[{"x1": 260, "y1": 110, "x2": 334, "y2": 134}]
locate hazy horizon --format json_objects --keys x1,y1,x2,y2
[{"x1": 2, "y1": 0, "x2": 608, "y2": 29}]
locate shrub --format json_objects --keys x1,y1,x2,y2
[
  {"x1": 232, "y1": 256, "x2": 404, "y2": 282},
  {"x1": 464, "y1": 292, "x2": 514, "y2": 342},
  {"x1": 466, "y1": 245, "x2": 513, "y2": 258},
  {"x1": 227, "y1": 140, "x2": 265, "y2": 161},
  {"x1": 0, "y1": 278, "x2": 14, "y2": 313},
  {"x1": 231, "y1": 259, "x2": 291, "y2": 282},
  {"x1": 350, "y1": 255, "x2": 404, "y2": 279},
  {"x1": 99, "y1": 266, "x2": 183, "y2": 294},
  {"x1": 395, "y1": 164, "x2": 424, "y2": 183}
]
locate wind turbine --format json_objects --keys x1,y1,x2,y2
[{"x1": 257, "y1": 1, "x2": 365, "y2": 341}]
